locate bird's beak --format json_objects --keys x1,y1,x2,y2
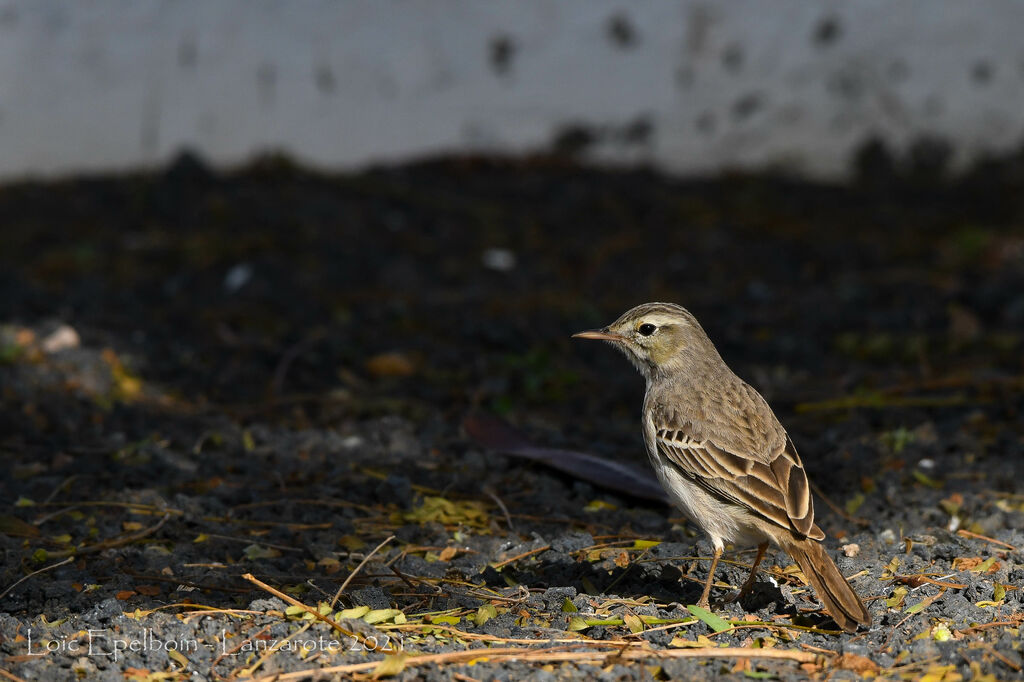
[{"x1": 572, "y1": 328, "x2": 625, "y2": 342}]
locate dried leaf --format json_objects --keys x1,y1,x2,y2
[
  {"x1": 364, "y1": 609, "x2": 403, "y2": 624},
  {"x1": 886, "y1": 586, "x2": 909, "y2": 609},
  {"x1": 404, "y1": 497, "x2": 490, "y2": 527},
  {"x1": 366, "y1": 352, "x2": 416, "y2": 378},
  {"x1": 167, "y1": 648, "x2": 190, "y2": 668},
  {"x1": 438, "y1": 546, "x2": 458, "y2": 562},
  {"x1": 623, "y1": 613, "x2": 644, "y2": 634},
  {"x1": 243, "y1": 544, "x2": 281, "y2": 560},
  {"x1": 0, "y1": 514, "x2": 39, "y2": 538},
  {"x1": 371, "y1": 654, "x2": 408, "y2": 678},
  {"x1": 835, "y1": 653, "x2": 879, "y2": 674},
  {"x1": 338, "y1": 605, "x2": 370, "y2": 619},
  {"x1": 338, "y1": 535, "x2": 367, "y2": 551},
  {"x1": 135, "y1": 585, "x2": 161, "y2": 596},
  {"x1": 474, "y1": 604, "x2": 499, "y2": 626},
  {"x1": 116, "y1": 590, "x2": 137, "y2": 600},
  {"x1": 952, "y1": 556, "x2": 1000, "y2": 573},
  {"x1": 670, "y1": 634, "x2": 715, "y2": 648},
  {"x1": 561, "y1": 597, "x2": 578, "y2": 613}
]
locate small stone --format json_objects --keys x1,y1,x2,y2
[
  {"x1": 223, "y1": 263, "x2": 253, "y2": 292},
  {"x1": 842, "y1": 543, "x2": 861, "y2": 557},
  {"x1": 879, "y1": 529, "x2": 897, "y2": 545},
  {"x1": 249, "y1": 597, "x2": 287, "y2": 612},
  {"x1": 40, "y1": 324, "x2": 80, "y2": 353},
  {"x1": 482, "y1": 248, "x2": 516, "y2": 272},
  {"x1": 351, "y1": 586, "x2": 391, "y2": 610}
]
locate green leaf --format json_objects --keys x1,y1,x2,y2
[
  {"x1": 561, "y1": 597, "x2": 578, "y2": 613},
  {"x1": 686, "y1": 605, "x2": 732, "y2": 633},
  {"x1": 567, "y1": 616, "x2": 590, "y2": 631},
  {"x1": 994, "y1": 583, "x2": 1006, "y2": 601},
  {"x1": 632, "y1": 539, "x2": 661, "y2": 549},
  {"x1": 744, "y1": 672, "x2": 776, "y2": 680}
]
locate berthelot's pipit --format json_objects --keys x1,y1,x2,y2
[{"x1": 574, "y1": 302, "x2": 870, "y2": 632}]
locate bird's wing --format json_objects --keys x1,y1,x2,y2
[{"x1": 653, "y1": 381, "x2": 822, "y2": 540}]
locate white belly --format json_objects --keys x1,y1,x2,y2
[{"x1": 644, "y1": 426, "x2": 769, "y2": 551}]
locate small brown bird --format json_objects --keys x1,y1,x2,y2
[{"x1": 574, "y1": 302, "x2": 870, "y2": 632}]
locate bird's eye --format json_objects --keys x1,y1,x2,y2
[{"x1": 637, "y1": 323, "x2": 656, "y2": 336}]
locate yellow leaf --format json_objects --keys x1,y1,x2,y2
[
  {"x1": 371, "y1": 654, "x2": 407, "y2": 678},
  {"x1": 623, "y1": 614, "x2": 644, "y2": 634},
  {"x1": 584, "y1": 499, "x2": 617, "y2": 512},
  {"x1": 475, "y1": 604, "x2": 498, "y2": 626},
  {"x1": 339, "y1": 605, "x2": 370, "y2": 619},
  {"x1": 438, "y1": 546, "x2": 458, "y2": 562},
  {"x1": 168, "y1": 648, "x2": 189, "y2": 668},
  {"x1": 886, "y1": 586, "x2": 908, "y2": 609},
  {"x1": 670, "y1": 634, "x2": 715, "y2": 648},
  {"x1": 364, "y1": 609, "x2": 403, "y2": 624},
  {"x1": 338, "y1": 535, "x2": 367, "y2": 551},
  {"x1": 632, "y1": 539, "x2": 660, "y2": 549}
]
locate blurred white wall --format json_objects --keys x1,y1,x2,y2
[{"x1": 1, "y1": 0, "x2": 1023, "y2": 180}]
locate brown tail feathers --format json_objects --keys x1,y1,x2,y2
[{"x1": 782, "y1": 537, "x2": 870, "y2": 633}]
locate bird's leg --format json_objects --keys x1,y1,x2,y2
[
  {"x1": 697, "y1": 545, "x2": 723, "y2": 610},
  {"x1": 728, "y1": 542, "x2": 768, "y2": 603}
]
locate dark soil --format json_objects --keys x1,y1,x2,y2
[{"x1": 1, "y1": 155, "x2": 1023, "y2": 680}]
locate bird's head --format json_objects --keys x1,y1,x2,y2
[{"x1": 572, "y1": 302, "x2": 721, "y2": 380}]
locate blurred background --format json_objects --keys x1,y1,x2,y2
[{"x1": 1, "y1": 3, "x2": 1023, "y2": 678}]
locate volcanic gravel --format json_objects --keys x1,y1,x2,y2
[{"x1": 1, "y1": 155, "x2": 1023, "y2": 680}]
